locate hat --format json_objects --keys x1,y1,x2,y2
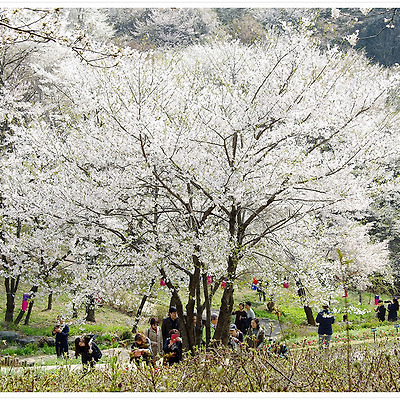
[
  {"x1": 169, "y1": 306, "x2": 177, "y2": 313},
  {"x1": 322, "y1": 301, "x2": 329, "y2": 308},
  {"x1": 230, "y1": 324, "x2": 237, "y2": 330}
]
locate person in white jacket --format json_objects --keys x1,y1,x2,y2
[{"x1": 146, "y1": 317, "x2": 163, "y2": 364}]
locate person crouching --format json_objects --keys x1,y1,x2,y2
[
  {"x1": 74, "y1": 335, "x2": 102, "y2": 369},
  {"x1": 130, "y1": 333, "x2": 153, "y2": 366}
]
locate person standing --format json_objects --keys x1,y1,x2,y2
[
  {"x1": 246, "y1": 318, "x2": 265, "y2": 349},
  {"x1": 210, "y1": 313, "x2": 219, "y2": 337},
  {"x1": 146, "y1": 317, "x2": 163, "y2": 363},
  {"x1": 375, "y1": 300, "x2": 386, "y2": 322},
  {"x1": 52, "y1": 316, "x2": 69, "y2": 358},
  {"x1": 161, "y1": 306, "x2": 180, "y2": 344},
  {"x1": 316, "y1": 303, "x2": 335, "y2": 350},
  {"x1": 244, "y1": 301, "x2": 255, "y2": 331},
  {"x1": 387, "y1": 298, "x2": 399, "y2": 322},
  {"x1": 232, "y1": 303, "x2": 247, "y2": 334}
]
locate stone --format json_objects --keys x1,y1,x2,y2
[
  {"x1": 16, "y1": 337, "x2": 35, "y2": 346},
  {"x1": 0, "y1": 331, "x2": 20, "y2": 341},
  {"x1": 41, "y1": 336, "x2": 55, "y2": 347}
]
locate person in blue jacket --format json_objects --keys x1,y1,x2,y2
[
  {"x1": 52, "y1": 316, "x2": 69, "y2": 358},
  {"x1": 316, "y1": 303, "x2": 335, "y2": 350}
]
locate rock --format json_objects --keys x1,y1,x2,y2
[
  {"x1": 16, "y1": 337, "x2": 35, "y2": 346},
  {"x1": 39, "y1": 337, "x2": 55, "y2": 347},
  {"x1": 16, "y1": 336, "x2": 49, "y2": 346},
  {"x1": 0, "y1": 331, "x2": 20, "y2": 341}
]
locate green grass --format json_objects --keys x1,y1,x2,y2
[
  {"x1": 1, "y1": 342, "x2": 38, "y2": 356},
  {"x1": 0, "y1": 278, "x2": 397, "y2": 360}
]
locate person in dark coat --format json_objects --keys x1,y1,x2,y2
[
  {"x1": 163, "y1": 329, "x2": 182, "y2": 366},
  {"x1": 375, "y1": 300, "x2": 386, "y2": 322},
  {"x1": 52, "y1": 317, "x2": 69, "y2": 358},
  {"x1": 74, "y1": 334, "x2": 102, "y2": 369},
  {"x1": 232, "y1": 303, "x2": 247, "y2": 334},
  {"x1": 316, "y1": 303, "x2": 335, "y2": 350},
  {"x1": 130, "y1": 332, "x2": 153, "y2": 365},
  {"x1": 387, "y1": 298, "x2": 399, "y2": 322},
  {"x1": 161, "y1": 306, "x2": 180, "y2": 344}
]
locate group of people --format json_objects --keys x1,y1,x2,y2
[
  {"x1": 53, "y1": 297, "x2": 399, "y2": 368},
  {"x1": 231, "y1": 301, "x2": 255, "y2": 333},
  {"x1": 375, "y1": 298, "x2": 399, "y2": 322},
  {"x1": 49, "y1": 330, "x2": 103, "y2": 369},
  {"x1": 229, "y1": 301, "x2": 267, "y2": 350},
  {"x1": 52, "y1": 316, "x2": 103, "y2": 368},
  {"x1": 316, "y1": 297, "x2": 399, "y2": 351},
  {"x1": 130, "y1": 302, "x2": 270, "y2": 366},
  {"x1": 130, "y1": 306, "x2": 182, "y2": 366}
]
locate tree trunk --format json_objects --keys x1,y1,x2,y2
[
  {"x1": 85, "y1": 294, "x2": 96, "y2": 322},
  {"x1": 214, "y1": 254, "x2": 237, "y2": 345},
  {"x1": 4, "y1": 275, "x2": 20, "y2": 323},
  {"x1": 13, "y1": 308, "x2": 25, "y2": 325},
  {"x1": 214, "y1": 206, "x2": 241, "y2": 345},
  {"x1": 201, "y1": 274, "x2": 211, "y2": 346},
  {"x1": 213, "y1": 282, "x2": 235, "y2": 345},
  {"x1": 132, "y1": 278, "x2": 155, "y2": 334},
  {"x1": 194, "y1": 274, "x2": 206, "y2": 347},
  {"x1": 72, "y1": 302, "x2": 78, "y2": 318},
  {"x1": 47, "y1": 292, "x2": 53, "y2": 311},
  {"x1": 4, "y1": 219, "x2": 22, "y2": 323},
  {"x1": 183, "y1": 255, "x2": 202, "y2": 352},
  {"x1": 304, "y1": 305, "x2": 315, "y2": 325},
  {"x1": 24, "y1": 286, "x2": 38, "y2": 325},
  {"x1": 14, "y1": 286, "x2": 38, "y2": 325}
]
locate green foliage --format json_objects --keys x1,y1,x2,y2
[
  {"x1": 1, "y1": 342, "x2": 38, "y2": 356},
  {"x1": 120, "y1": 330, "x2": 132, "y2": 341},
  {"x1": 19, "y1": 326, "x2": 53, "y2": 337},
  {"x1": 1, "y1": 341, "x2": 400, "y2": 391},
  {"x1": 40, "y1": 343, "x2": 55, "y2": 356}
]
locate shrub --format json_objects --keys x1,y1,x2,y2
[
  {"x1": 120, "y1": 330, "x2": 132, "y2": 341},
  {"x1": 1, "y1": 341, "x2": 400, "y2": 391}
]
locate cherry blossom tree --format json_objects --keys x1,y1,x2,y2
[
  {"x1": 0, "y1": 7, "x2": 124, "y2": 323},
  {"x1": 0, "y1": 8, "x2": 118, "y2": 66},
  {"x1": 107, "y1": 8, "x2": 219, "y2": 48},
  {"x1": 255, "y1": 212, "x2": 390, "y2": 323},
  {"x1": 6, "y1": 22, "x2": 399, "y2": 347}
]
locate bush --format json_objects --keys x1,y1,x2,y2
[
  {"x1": 41, "y1": 343, "x2": 55, "y2": 355},
  {"x1": 1, "y1": 341, "x2": 400, "y2": 391},
  {"x1": 120, "y1": 330, "x2": 132, "y2": 341}
]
